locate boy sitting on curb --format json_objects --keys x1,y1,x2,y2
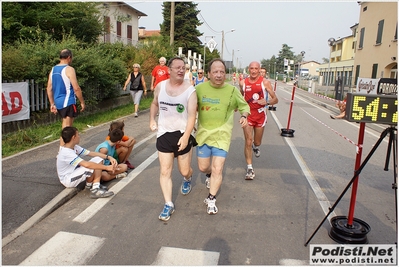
[
  {"x1": 56, "y1": 126, "x2": 115, "y2": 199},
  {"x1": 106, "y1": 121, "x2": 135, "y2": 169},
  {"x1": 95, "y1": 128, "x2": 129, "y2": 179}
]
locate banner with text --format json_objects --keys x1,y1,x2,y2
[
  {"x1": 2, "y1": 82, "x2": 30, "y2": 123},
  {"x1": 356, "y1": 78, "x2": 379, "y2": 95},
  {"x1": 310, "y1": 244, "x2": 396, "y2": 265}
]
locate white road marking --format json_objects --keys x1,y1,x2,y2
[
  {"x1": 270, "y1": 108, "x2": 337, "y2": 221},
  {"x1": 151, "y1": 246, "x2": 220, "y2": 266},
  {"x1": 281, "y1": 88, "x2": 385, "y2": 140},
  {"x1": 279, "y1": 258, "x2": 309, "y2": 265},
  {"x1": 19, "y1": 231, "x2": 105, "y2": 265},
  {"x1": 73, "y1": 150, "x2": 158, "y2": 223}
]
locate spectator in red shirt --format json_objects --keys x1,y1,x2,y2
[{"x1": 151, "y1": 57, "x2": 169, "y2": 91}]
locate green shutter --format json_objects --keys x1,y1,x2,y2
[
  {"x1": 372, "y1": 64, "x2": 378, "y2": 78},
  {"x1": 359, "y1": 28, "x2": 365, "y2": 49},
  {"x1": 355, "y1": 65, "x2": 360, "y2": 84},
  {"x1": 376, "y1": 20, "x2": 384, "y2": 44}
]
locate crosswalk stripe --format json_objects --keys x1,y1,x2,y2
[
  {"x1": 151, "y1": 246, "x2": 220, "y2": 265},
  {"x1": 19, "y1": 231, "x2": 105, "y2": 265}
]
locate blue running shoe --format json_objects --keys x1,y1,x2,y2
[
  {"x1": 159, "y1": 204, "x2": 175, "y2": 221},
  {"x1": 181, "y1": 178, "x2": 192, "y2": 195}
]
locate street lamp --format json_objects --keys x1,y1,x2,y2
[
  {"x1": 325, "y1": 37, "x2": 336, "y2": 96},
  {"x1": 221, "y1": 29, "x2": 235, "y2": 60},
  {"x1": 234, "y1": 49, "x2": 240, "y2": 72},
  {"x1": 299, "y1": 51, "x2": 305, "y2": 86}
]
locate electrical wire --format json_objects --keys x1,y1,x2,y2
[
  {"x1": 198, "y1": 11, "x2": 233, "y2": 56},
  {"x1": 198, "y1": 12, "x2": 221, "y2": 34}
]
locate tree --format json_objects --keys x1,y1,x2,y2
[
  {"x1": 260, "y1": 55, "x2": 277, "y2": 77},
  {"x1": 203, "y1": 46, "x2": 221, "y2": 71},
  {"x1": 160, "y1": 2, "x2": 203, "y2": 55},
  {"x1": 276, "y1": 44, "x2": 295, "y2": 74},
  {"x1": 2, "y1": 2, "x2": 103, "y2": 44}
]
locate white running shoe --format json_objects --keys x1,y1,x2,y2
[
  {"x1": 116, "y1": 172, "x2": 127, "y2": 179},
  {"x1": 252, "y1": 143, "x2": 261, "y2": 157},
  {"x1": 205, "y1": 173, "x2": 211, "y2": 189},
  {"x1": 204, "y1": 198, "x2": 218, "y2": 215},
  {"x1": 245, "y1": 168, "x2": 255, "y2": 180}
]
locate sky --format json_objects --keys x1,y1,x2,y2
[{"x1": 127, "y1": 1, "x2": 361, "y2": 68}]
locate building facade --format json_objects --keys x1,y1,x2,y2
[
  {"x1": 97, "y1": 2, "x2": 147, "y2": 45},
  {"x1": 318, "y1": 28, "x2": 357, "y2": 89},
  {"x1": 298, "y1": 61, "x2": 321, "y2": 77},
  {"x1": 353, "y1": 2, "x2": 397, "y2": 81}
]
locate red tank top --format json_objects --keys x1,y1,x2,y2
[{"x1": 243, "y1": 76, "x2": 267, "y2": 110}]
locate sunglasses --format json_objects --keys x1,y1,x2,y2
[{"x1": 198, "y1": 72, "x2": 203, "y2": 74}]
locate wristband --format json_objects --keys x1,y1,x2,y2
[{"x1": 241, "y1": 115, "x2": 247, "y2": 119}]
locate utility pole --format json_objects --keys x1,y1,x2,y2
[
  {"x1": 221, "y1": 30, "x2": 225, "y2": 60},
  {"x1": 232, "y1": 49, "x2": 234, "y2": 71},
  {"x1": 170, "y1": 2, "x2": 175, "y2": 46},
  {"x1": 221, "y1": 29, "x2": 235, "y2": 60}
]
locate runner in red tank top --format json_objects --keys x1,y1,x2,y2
[{"x1": 239, "y1": 61, "x2": 278, "y2": 180}]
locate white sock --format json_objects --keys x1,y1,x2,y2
[
  {"x1": 92, "y1": 182, "x2": 100, "y2": 189},
  {"x1": 166, "y1": 201, "x2": 174, "y2": 208},
  {"x1": 247, "y1": 164, "x2": 253, "y2": 169},
  {"x1": 86, "y1": 182, "x2": 93, "y2": 188},
  {"x1": 184, "y1": 176, "x2": 192, "y2": 181}
]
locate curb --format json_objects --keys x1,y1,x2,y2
[{"x1": 2, "y1": 188, "x2": 79, "y2": 247}]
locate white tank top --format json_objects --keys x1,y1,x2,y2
[
  {"x1": 157, "y1": 80, "x2": 196, "y2": 137},
  {"x1": 184, "y1": 71, "x2": 190, "y2": 81}
]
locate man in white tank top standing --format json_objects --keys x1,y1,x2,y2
[{"x1": 149, "y1": 57, "x2": 198, "y2": 221}]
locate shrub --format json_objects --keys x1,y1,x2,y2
[{"x1": 2, "y1": 35, "x2": 175, "y2": 109}]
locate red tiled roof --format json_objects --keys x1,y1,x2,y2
[{"x1": 145, "y1": 30, "x2": 160, "y2": 37}]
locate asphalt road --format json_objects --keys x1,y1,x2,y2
[{"x1": 2, "y1": 81, "x2": 396, "y2": 265}]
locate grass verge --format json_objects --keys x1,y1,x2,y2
[{"x1": 2, "y1": 97, "x2": 153, "y2": 158}]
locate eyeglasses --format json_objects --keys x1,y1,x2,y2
[
  {"x1": 133, "y1": 66, "x2": 139, "y2": 68},
  {"x1": 198, "y1": 72, "x2": 203, "y2": 74},
  {"x1": 170, "y1": 66, "x2": 185, "y2": 71}
]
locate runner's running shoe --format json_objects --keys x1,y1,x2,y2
[
  {"x1": 245, "y1": 168, "x2": 255, "y2": 180},
  {"x1": 159, "y1": 204, "x2": 175, "y2": 221},
  {"x1": 252, "y1": 143, "x2": 261, "y2": 157},
  {"x1": 204, "y1": 197, "x2": 218, "y2": 215},
  {"x1": 181, "y1": 178, "x2": 192, "y2": 195},
  {"x1": 205, "y1": 173, "x2": 211, "y2": 189}
]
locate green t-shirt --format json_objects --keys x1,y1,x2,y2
[{"x1": 195, "y1": 81, "x2": 250, "y2": 152}]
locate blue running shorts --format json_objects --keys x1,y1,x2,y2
[{"x1": 196, "y1": 144, "x2": 227, "y2": 158}]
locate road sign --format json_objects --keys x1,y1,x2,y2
[{"x1": 207, "y1": 39, "x2": 217, "y2": 53}]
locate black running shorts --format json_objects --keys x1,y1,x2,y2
[
  {"x1": 58, "y1": 104, "x2": 78, "y2": 119},
  {"x1": 156, "y1": 130, "x2": 198, "y2": 157}
]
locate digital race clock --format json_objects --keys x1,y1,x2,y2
[{"x1": 345, "y1": 93, "x2": 398, "y2": 125}]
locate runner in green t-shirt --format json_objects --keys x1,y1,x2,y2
[{"x1": 195, "y1": 58, "x2": 250, "y2": 215}]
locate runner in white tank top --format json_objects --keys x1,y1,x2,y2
[{"x1": 149, "y1": 57, "x2": 198, "y2": 221}]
